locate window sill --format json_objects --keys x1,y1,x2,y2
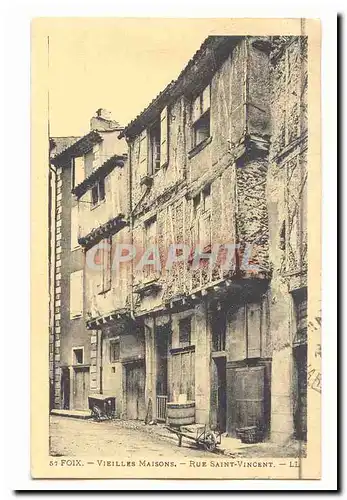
[
  {"x1": 170, "y1": 345, "x2": 195, "y2": 355},
  {"x1": 90, "y1": 198, "x2": 106, "y2": 211},
  {"x1": 70, "y1": 314, "x2": 83, "y2": 320},
  {"x1": 188, "y1": 136, "x2": 212, "y2": 160}
]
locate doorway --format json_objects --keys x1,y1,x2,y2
[
  {"x1": 73, "y1": 367, "x2": 89, "y2": 410},
  {"x1": 61, "y1": 368, "x2": 70, "y2": 409},
  {"x1": 125, "y1": 361, "x2": 146, "y2": 420},
  {"x1": 293, "y1": 344, "x2": 307, "y2": 440},
  {"x1": 214, "y1": 357, "x2": 227, "y2": 432}
]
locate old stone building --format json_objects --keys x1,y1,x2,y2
[
  {"x1": 49, "y1": 35, "x2": 307, "y2": 443},
  {"x1": 49, "y1": 109, "x2": 127, "y2": 411}
]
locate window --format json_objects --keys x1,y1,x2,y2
[
  {"x1": 190, "y1": 185, "x2": 212, "y2": 255},
  {"x1": 72, "y1": 348, "x2": 84, "y2": 365},
  {"x1": 70, "y1": 270, "x2": 83, "y2": 319},
  {"x1": 110, "y1": 339, "x2": 120, "y2": 363},
  {"x1": 137, "y1": 107, "x2": 169, "y2": 179},
  {"x1": 191, "y1": 85, "x2": 211, "y2": 148},
  {"x1": 212, "y1": 309, "x2": 226, "y2": 352},
  {"x1": 149, "y1": 121, "x2": 161, "y2": 175},
  {"x1": 91, "y1": 178, "x2": 106, "y2": 207},
  {"x1": 179, "y1": 317, "x2": 191, "y2": 346},
  {"x1": 71, "y1": 204, "x2": 80, "y2": 250},
  {"x1": 72, "y1": 156, "x2": 85, "y2": 189},
  {"x1": 143, "y1": 217, "x2": 157, "y2": 279}
]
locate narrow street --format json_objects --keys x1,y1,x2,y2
[{"x1": 50, "y1": 416, "x2": 217, "y2": 459}]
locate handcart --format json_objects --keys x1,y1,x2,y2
[
  {"x1": 88, "y1": 394, "x2": 116, "y2": 421},
  {"x1": 166, "y1": 424, "x2": 222, "y2": 452}
]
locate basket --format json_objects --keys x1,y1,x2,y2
[{"x1": 236, "y1": 426, "x2": 263, "y2": 444}]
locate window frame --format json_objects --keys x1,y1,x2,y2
[
  {"x1": 90, "y1": 177, "x2": 106, "y2": 209},
  {"x1": 178, "y1": 317, "x2": 192, "y2": 347},
  {"x1": 109, "y1": 338, "x2": 121, "y2": 363},
  {"x1": 191, "y1": 85, "x2": 211, "y2": 150},
  {"x1": 72, "y1": 346, "x2": 84, "y2": 365}
]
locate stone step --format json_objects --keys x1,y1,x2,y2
[{"x1": 51, "y1": 409, "x2": 92, "y2": 419}]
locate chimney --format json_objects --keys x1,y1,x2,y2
[{"x1": 90, "y1": 109, "x2": 122, "y2": 132}]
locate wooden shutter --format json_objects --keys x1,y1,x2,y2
[
  {"x1": 70, "y1": 270, "x2": 83, "y2": 318},
  {"x1": 192, "y1": 95, "x2": 201, "y2": 123},
  {"x1": 160, "y1": 107, "x2": 169, "y2": 167},
  {"x1": 199, "y1": 212, "x2": 211, "y2": 252},
  {"x1": 139, "y1": 129, "x2": 148, "y2": 178},
  {"x1": 74, "y1": 157, "x2": 85, "y2": 186},
  {"x1": 103, "y1": 237, "x2": 112, "y2": 293},
  {"x1": 95, "y1": 243, "x2": 103, "y2": 294},
  {"x1": 227, "y1": 365, "x2": 265, "y2": 435},
  {"x1": 202, "y1": 85, "x2": 211, "y2": 114}
]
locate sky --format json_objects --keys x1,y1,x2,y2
[{"x1": 46, "y1": 18, "x2": 239, "y2": 137}]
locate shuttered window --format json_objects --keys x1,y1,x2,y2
[
  {"x1": 143, "y1": 217, "x2": 157, "y2": 280},
  {"x1": 70, "y1": 270, "x2": 83, "y2": 319},
  {"x1": 191, "y1": 85, "x2": 211, "y2": 148},
  {"x1": 160, "y1": 107, "x2": 169, "y2": 168},
  {"x1": 138, "y1": 129, "x2": 148, "y2": 179}
]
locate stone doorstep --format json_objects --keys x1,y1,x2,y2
[{"x1": 51, "y1": 409, "x2": 92, "y2": 419}]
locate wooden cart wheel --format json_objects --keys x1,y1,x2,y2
[
  {"x1": 204, "y1": 431, "x2": 217, "y2": 452},
  {"x1": 92, "y1": 405, "x2": 102, "y2": 421}
]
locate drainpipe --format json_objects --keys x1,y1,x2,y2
[{"x1": 49, "y1": 162, "x2": 57, "y2": 409}]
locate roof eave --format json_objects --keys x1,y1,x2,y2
[
  {"x1": 51, "y1": 130, "x2": 103, "y2": 165},
  {"x1": 120, "y1": 36, "x2": 242, "y2": 140}
]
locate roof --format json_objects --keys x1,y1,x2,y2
[
  {"x1": 50, "y1": 130, "x2": 103, "y2": 164},
  {"x1": 119, "y1": 35, "x2": 241, "y2": 139},
  {"x1": 50, "y1": 137, "x2": 80, "y2": 158},
  {"x1": 72, "y1": 153, "x2": 127, "y2": 198}
]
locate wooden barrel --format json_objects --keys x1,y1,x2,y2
[{"x1": 166, "y1": 402, "x2": 195, "y2": 426}]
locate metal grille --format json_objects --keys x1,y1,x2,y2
[{"x1": 156, "y1": 395, "x2": 168, "y2": 422}]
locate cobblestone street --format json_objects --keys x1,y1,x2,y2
[{"x1": 50, "y1": 416, "x2": 217, "y2": 459}]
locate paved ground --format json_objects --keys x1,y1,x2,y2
[
  {"x1": 50, "y1": 416, "x2": 218, "y2": 459},
  {"x1": 50, "y1": 416, "x2": 306, "y2": 459}
]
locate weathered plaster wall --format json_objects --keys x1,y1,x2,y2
[
  {"x1": 79, "y1": 164, "x2": 128, "y2": 239},
  {"x1": 267, "y1": 36, "x2": 308, "y2": 442},
  {"x1": 85, "y1": 226, "x2": 131, "y2": 319},
  {"x1": 52, "y1": 160, "x2": 91, "y2": 408}
]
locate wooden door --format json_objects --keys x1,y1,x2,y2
[
  {"x1": 126, "y1": 363, "x2": 146, "y2": 420},
  {"x1": 294, "y1": 344, "x2": 307, "y2": 440},
  {"x1": 227, "y1": 365, "x2": 265, "y2": 436},
  {"x1": 216, "y1": 358, "x2": 227, "y2": 432},
  {"x1": 170, "y1": 349, "x2": 195, "y2": 401},
  {"x1": 73, "y1": 368, "x2": 89, "y2": 410}
]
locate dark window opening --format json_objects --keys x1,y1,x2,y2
[
  {"x1": 293, "y1": 289, "x2": 307, "y2": 345},
  {"x1": 91, "y1": 178, "x2": 106, "y2": 207},
  {"x1": 73, "y1": 348, "x2": 84, "y2": 365},
  {"x1": 212, "y1": 310, "x2": 226, "y2": 352},
  {"x1": 110, "y1": 340, "x2": 120, "y2": 363},
  {"x1": 193, "y1": 110, "x2": 210, "y2": 147},
  {"x1": 179, "y1": 317, "x2": 191, "y2": 346}
]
